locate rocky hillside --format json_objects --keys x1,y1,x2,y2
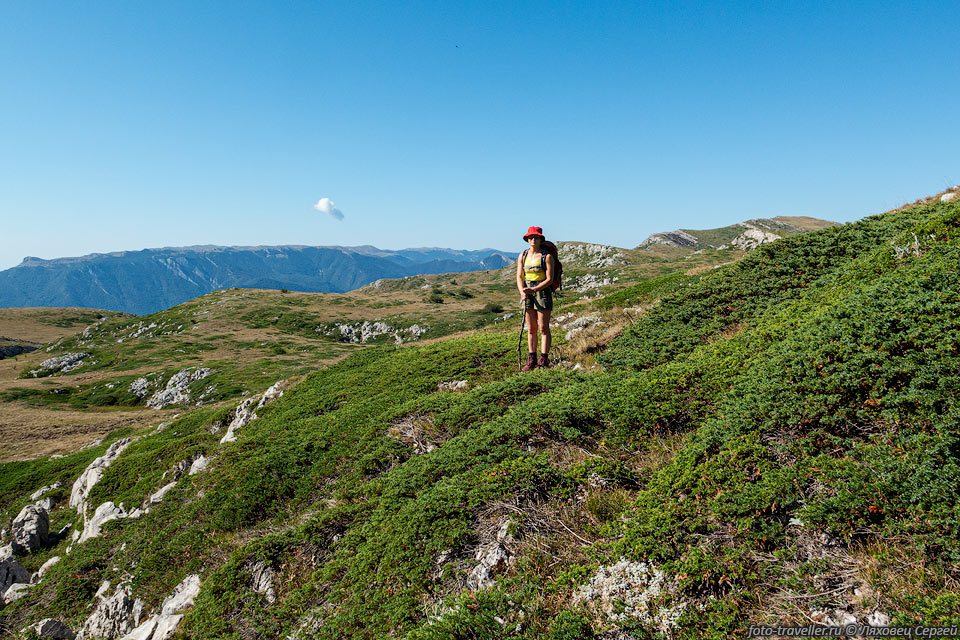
[
  {"x1": 0, "y1": 246, "x2": 513, "y2": 315},
  {"x1": 638, "y1": 216, "x2": 835, "y2": 251},
  {"x1": 2, "y1": 190, "x2": 959, "y2": 638}
]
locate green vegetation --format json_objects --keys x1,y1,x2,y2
[{"x1": 2, "y1": 200, "x2": 959, "y2": 637}]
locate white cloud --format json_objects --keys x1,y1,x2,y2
[{"x1": 313, "y1": 197, "x2": 344, "y2": 221}]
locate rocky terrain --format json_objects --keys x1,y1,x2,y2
[{"x1": 3, "y1": 192, "x2": 960, "y2": 638}]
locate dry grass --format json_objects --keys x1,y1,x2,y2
[{"x1": 0, "y1": 307, "x2": 123, "y2": 344}]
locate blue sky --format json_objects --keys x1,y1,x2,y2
[{"x1": 1, "y1": 1, "x2": 957, "y2": 270}]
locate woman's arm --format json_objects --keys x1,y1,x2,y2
[{"x1": 516, "y1": 253, "x2": 527, "y2": 296}]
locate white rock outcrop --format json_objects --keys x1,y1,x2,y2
[
  {"x1": 3, "y1": 581, "x2": 33, "y2": 604},
  {"x1": 466, "y1": 520, "x2": 515, "y2": 590},
  {"x1": 34, "y1": 555, "x2": 61, "y2": 582},
  {"x1": 558, "y1": 243, "x2": 625, "y2": 268},
  {"x1": 249, "y1": 561, "x2": 276, "y2": 603},
  {"x1": 146, "y1": 368, "x2": 213, "y2": 409},
  {"x1": 77, "y1": 583, "x2": 145, "y2": 640},
  {"x1": 437, "y1": 380, "x2": 468, "y2": 392},
  {"x1": 221, "y1": 382, "x2": 284, "y2": 444},
  {"x1": 120, "y1": 574, "x2": 202, "y2": 640},
  {"x1": 30, "y1": 353, "x2": 90, "y2": 376},
  {"x1": 78, "y1": 502, "x2": 142, "y2": 543},
  {"x1": 30, "y1": 481, "x2": 62, "y2": 501},
  {"x1": 70, "y1": 438, "x2": 132, "y2": 512},
  {"x1": 149, "y1": 483, "x2": 177, "y2": 504},
  {"x1": 188, "y1": 455, "x2": 209, "y2": 476}
]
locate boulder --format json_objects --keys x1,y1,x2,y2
[
  {"x1": 221, "y1": 382, "x2": 283, "y2": 443},
  {"x1": 0, "y1": 544, "x2": 30, "y2": 593},
  {"x1": 187, "y1": 455, "x2": 209, "y2": 476},
  {"x1": 11, "y1": 504, "x2": 49, "y2": 553},
  {"x1": 77, "y1": 583, "x2": 144, "y2": 640},
  {"x1": 26, "y1": 618, "x2": 76, "y2": 639},
  {"x1": 146, "y1": 368, "x2": 212, "y2": 409}
]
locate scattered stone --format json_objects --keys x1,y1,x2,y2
[
  {"x1": 26, "y1": 618, "x2": 76, "y2": 639},
  {"x1": 570, "y1": 273, "x2": 618, "y2": 292},
  {"x1": 3, "y1": 581, "x2": 33, "y2": 604},
  {"x1": 146, "y1": 368, "x2": 213, "y2": 409},
  {"x1": 0, "y1": 544, "x2": 31, "y2": 593},
  {"x1": 11, "y1": 504, "x2": 49, "y2": 553},
  {"x1": 324, "y1": 321, "x2": 428, "y2": 344},
  {"x1": 437, "y1": 380, "x2": 468, "y2": 392},
  {"x1": 30, "y1": 481, "x2": 62, "y2": 501},
  {"x1": 188, "y1": 455, "x2": 209, "y2": 476},
  {"x1": 467, "y1": 520, "x2": 516, "y2": 590},
  {"x1": 563, "y1": 315, "x2": 602, "y2": 340},
  {"x1": 34, "y1": 556, "x2": 61, "y2": 582},
  {"x1": 77, "y1": 583, "x2": 144, "y2": 640},
  {"x1": 249, "y1": 560, "x2": 277, "y2": 603},
  {"x1": 149, "y1": 483, "x2": 177, "y2": 504},
  {"x1": 572, "y1": 558, "x2": 684, "y2": 632},
  {"x1": 70, "y1": 438, "x2": 132, "y2": 512}
]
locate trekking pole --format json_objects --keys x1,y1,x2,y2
[{"x1": 516, "y1": 302, "x2": 526, "y2": 371}]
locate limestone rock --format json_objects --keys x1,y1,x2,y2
[
  {"x1": 30, "y1": 481, "x2": 62, "y2": 501},
  {"x1": 0, "y1": 544, "x2": 30, "y2": 593},
  {"x1": 35, "y1": 496, "x2": 56, "y2": 512},
  {"x1": 639, "y1": 230, "x2": 699, "y2": 248},
  {"x1": 187, "y1": 455, "x2": 209, "y2": 476},
  {"x1": 34, "y1": 555, "x2": 61, "y2": 582},
  {"x1": 558, "y1": 243, "x2": 625, "y2": 268},
  {"x1": 77, "y1": 583, "x2": 144, "y2": 640},
  {"x1": 941, "y1": 191, "x2": 958, "y2": 202},
  {"x1": 148, "y1": 483, "x2": 177, "y2": 504},
  {"x1": 12, "y1": 504, "x2": 49, "y2": 553},
  {"x1": 3, "y1": 581, "x2": 33, "y2": 604},
  {"x1": 70, "y1": 438, "x2": 132, "y2": 511},
  {"x1": 466, "y1": 520, "x2": 515, "y2": 590},
  {"x1": 437, "y1": 380, "x2": 468, "y2": 392},
  {"x1": 79, "y1": 502, "x2": 136, "y2": 543},
  {"x1": 221, "y1": 382, "x2": 283, "y2": 444},
  {"x1": 26, "y1": 618, "x2": 76, "y2": 639},
  {"x1": 146, "y1": 368, "x2": 213, "y2": 409},
  {"x1": 30, "y1": 353, "x2": 89, "y2": 376},
  {"x1": 160, "y1": 573, "x2": 201, "y2": 614},
  {"x1": 563, "y1": 315, "x2": 602, "y2": 340},
  {"x1": 128, "y1": 378, "x2": 151, "y2": 399},
  {"x1": 249, "y1": 561, "x2": 277, "y2": 603}
]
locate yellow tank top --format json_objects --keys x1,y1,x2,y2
[{"x1": 523, "y1": 251, "x2": 547, "y2": 282}]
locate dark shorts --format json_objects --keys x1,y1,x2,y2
[{"x1": 524, "y1": 280, "x2": 553, "y2": 311}]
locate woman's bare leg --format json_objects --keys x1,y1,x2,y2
[
  {"x1": 526, "y1": 309, "x2": 539, "y2": 353},
  {"x1": 538, "y1": 310, "x2": 552, "y2": 355}
]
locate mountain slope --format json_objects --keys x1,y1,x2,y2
[
  {"x1": 0, "y1": 246, "x2": 513, "y2": 315},
  {"x1": 1, "y1": 193, "x2": 959, "y2": 638}
]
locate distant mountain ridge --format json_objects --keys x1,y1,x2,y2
[{"x1": 0, "y1": 245, "x2": 513, "y2": 315}]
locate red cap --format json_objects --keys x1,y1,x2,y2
[{"x1": 523, "y1": 226, "x2": 544, "y2": 240}]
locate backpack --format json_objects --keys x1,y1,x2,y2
[{"x1": 523, "y1": 241, "x2": 563, "y2": 291}]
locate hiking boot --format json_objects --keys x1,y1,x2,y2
[
  {"x1": 538, "y1": 353, "x2": 550, "y2": 368},
  {"x1": 521, "y1": 353, "x2": 537, "y2": 371}
]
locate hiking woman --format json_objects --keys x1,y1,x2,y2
[{"x1": 517, "y1": 226, "x2": 556, "y2": 371}]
